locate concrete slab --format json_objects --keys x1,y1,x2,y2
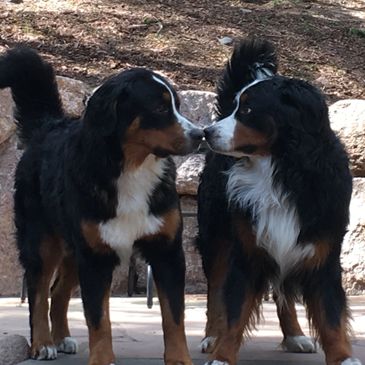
[{"x1": 0, "y1": 295, "x2": 363, "y2": 364}]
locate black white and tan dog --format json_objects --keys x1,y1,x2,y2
[
  {"x1": 197, "y1": 38, "x2": 361, "y2": 365},
  {"x1": 0, "y1": 47, "x2": 203, "y2": 365}
]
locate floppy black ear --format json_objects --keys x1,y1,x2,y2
[
  {"x1": 280, "y1": 79, "x2": 329, "y2": 134},
  {"x1": 83, "y1": 81, "x2": 129, "y2": 136}
]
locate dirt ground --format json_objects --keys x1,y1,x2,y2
[{"x1": 0, "y1": 0, "x2": 364, "y2": 104}]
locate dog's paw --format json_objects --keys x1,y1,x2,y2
[
  {"x1": 204, "y1": 361, "x2": 229, "y2": 365},
  {"x1": 341, "y1": 358, "x2": 362, "y2": 365},
  {"x1": 57, "y1": 336, "x2": 78, "y2": 354},
  {"x1": 281, "y1": 335, "x2": 316, "y2": 353},
  {"x1": 32, "y1": 344, "x2": 58, "y2": 360},
  {"x1": 200, "y1": 336, "x2": 216, "y2": 353}
]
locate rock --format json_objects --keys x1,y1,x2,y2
[
  {"x1": 0, "y1": 335, "x2": 30, "y2": 365},
  {"x1": 56, "y1": 76, "x2": 91, "y2": 117},
  {"x1": 0, "y1": 89, "x2": 16, "y2": 145},
  {"x1": 0, "y1": 137, "x2": 23, "y2": 296},
  {"x1": 176, "y1": 154, "x2": 205, "y2": 195},
  {"x1": 341, "y1": 178, "x2": 365, "y2": 295},
  {"x1": 218, "y1": 36, "x2": 233, "y2": 46},
  {"x1": 329, "y1": 99, "x2": 365, "y2": 177},
  {"x1": 174, "y1": 90, "x2": 216, "y2": 192},
  {"x1": 178, "y1": 90, "x2": 216, "y2": 129}
]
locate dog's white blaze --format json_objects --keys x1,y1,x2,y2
[
  {"x1": 152, "y1": 75, "x2": 196, "y2": 135},
  {"x1": 208, "y1": 77, "x2": 270, "y2": 157},
  {"x1": 99, "y1": 155, "x2": 166, "y2": 261},
  {"x1": 226, "y1": 156, "x2": 314, "y2": 281}
]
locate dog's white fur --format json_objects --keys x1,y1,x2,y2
[
  {"x1": 226, "y1": 156, "x2": 315, "y2": 284},
  {"x1": 99, "y1": 155, "x2": 166, "y2": 261}
]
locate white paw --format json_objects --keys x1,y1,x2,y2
[
  {"x1": 341, "y1": 358, "x2": 362, "y2": 365},
  {"x1": 57, "y1": 336, "x2": 78, "y2": 354},
  {"x1": 205, "y1": 361, "x2": 229, "y2": 365},
  {"x1": 34, "y1": 345, "x2": 58, "y2": 360},
  {"x1": 200, "y1": 336, "x2": 216, "y2": 353},
  {"x1": 282, "y1": 335, "x2": 316, "y2": 353}
]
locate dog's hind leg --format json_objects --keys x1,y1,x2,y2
[
  {"x1": 50, "y1": 254, "x2": 79, "y2": 354},
  {"x1": 25, "y1": 236, "x2": 63, "y2": 360},
  {"x1": 273, "y1": 292, "x2": 316, "y2": 353},
  {"x1": 78, "y1": 250, "x2": 117, "y2": 365},
  {"x1": 200, "y1": 239, "x2": 232, "y2": 354}
]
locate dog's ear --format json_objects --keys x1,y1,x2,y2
[
  {"x1": 83, "y1": 82, "x2": 129, "y2": 136},
  {"x1": 280, "y1": 80, "x2": 329, "y2": 134}
]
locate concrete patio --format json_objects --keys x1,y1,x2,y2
[{"x1": 0, "y1": 295, "x2": 364, "y2": 364}]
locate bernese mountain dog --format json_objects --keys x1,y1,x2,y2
[
  {"x1": 0, "y1": 47, "x2": 203, "y2": 365},
  {"x1": 197, "y1": 38, "x2": 361, "y2": 365}
]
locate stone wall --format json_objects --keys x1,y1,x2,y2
[{"x1": 0, "y1": 78, "x2": 364, "y2": 296}]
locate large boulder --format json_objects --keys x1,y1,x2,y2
[
  {"x1": 178, "y1": 90, "x2": 216, "y2": 128},
  {"x1": 330, "y1": 99, "x2": 365, "y2": 177},
  {"x1": 175, "y1": 90, "x2": 216, "y2": 195},
  {"x1": 341, "y1": 178, "x2": 365, "y2": 294},
  {"x1": 176, "y1": 154, "x2": 206, "y2": 195},
  {"x1": 56, "y1": 76, "x2": 91, "y2": 117},
  {"x1": 0, "y1": 77, "x2": 90, "y2": 296},
  {"x1": 0, "y1": 89, "x2": 16, "y2": 145}
]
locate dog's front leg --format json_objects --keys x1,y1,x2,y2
[
  {"x1": 79, "y1": 250, "x2": 117, "y2": 365},
  {"x1": 141, "y1": 238, "x2": 192, "y2": 365}
]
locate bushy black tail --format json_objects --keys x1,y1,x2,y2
[
  {"x1": 0, "y1": 47, "x2": 63, "y2": 144},
  {"x1": 216, "y1": 38, "x2": 278, "y2": 118}
]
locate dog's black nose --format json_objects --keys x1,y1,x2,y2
[
  {"x1": 204, "y1": 126, "x2": 214, "y2": 139},
  {"x1": 189, "y1": 128, "x2": 204, "y2": 140}
]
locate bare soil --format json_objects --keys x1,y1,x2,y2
[{"x1": 0, "y1": 0, "x2": 364, "y2": 103}]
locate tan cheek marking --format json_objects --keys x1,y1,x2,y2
[
  {"x1": 146, "y1": 122, "x2": 185, "y2": 150},
  {"x1": 81, "y1": 222, "x2": 114, "y2": 255},
  {"x1": 123, "y1": 118, "x2": 186, "y2": 169},
  {"x1": 232, "y1": 123, "x2": 271, "y2": 155}
]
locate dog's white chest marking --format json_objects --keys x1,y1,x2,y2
[
  {"x1": 226, "y1": 157, "x2": 314, "y2": 277},
  {"x1": 99, "y1": 155, "x2": 166, "y2": 261}
]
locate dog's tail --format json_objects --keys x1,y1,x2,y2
[
  {"x1": 216, "y1": 38, "x2": 278, "y2": 117},
  {"x1": 0, "y1": 47, "x2": 64, "y2": 144}
]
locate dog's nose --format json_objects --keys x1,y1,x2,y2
[
  {"x1": 204, "y1": 126, "x2": 214, "y2": 139},
  {"x1": 189, "y1": 128, "x2": 204, "y2": 140}
]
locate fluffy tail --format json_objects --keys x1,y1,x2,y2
[
  {"x1": 216, "y1": 38, "x2": 278, "y2": 117},
  {"x1": 0, "y1": 47, "x2": 63, "y2": 144}
]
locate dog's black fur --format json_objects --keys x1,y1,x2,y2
[
  {"x1": 0, "y1": 47, "x2": 200, "y2": 365},
  {"x1": 197, "y1": 38, "x2": 357, "y2": 365}
]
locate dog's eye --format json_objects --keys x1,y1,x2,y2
[
  {"x1": 239, "y1": 107, "x2": 252, "y2": 115},
  {"x1": 154, "y1": 105, "x2": 169, "y2": 114}
]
